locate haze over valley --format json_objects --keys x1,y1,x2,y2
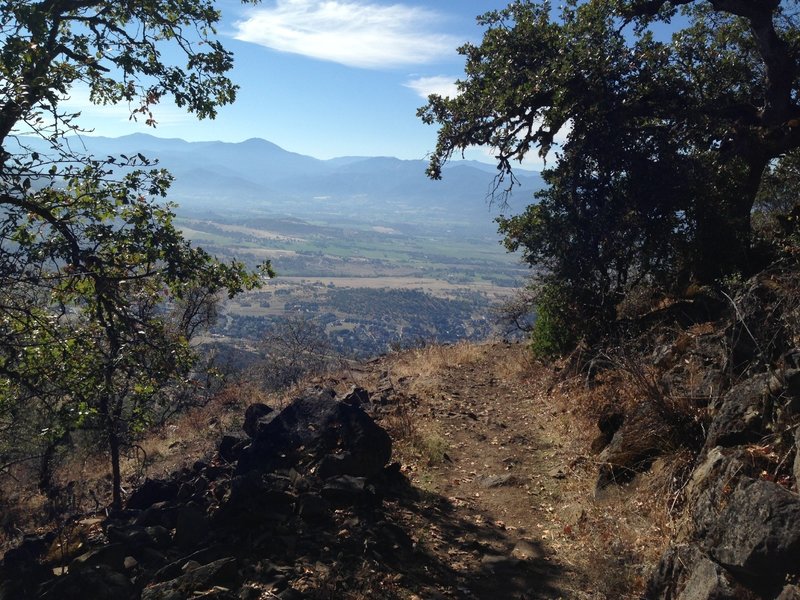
[{"x1": 57, "y1": 134, "x2": 544, "y2": 359}]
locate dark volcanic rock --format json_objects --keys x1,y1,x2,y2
[
  {"x1": 127, "y1": 478, "x2": 179, "y2": 510},
  {"x1": 237, "y1": 390, "x2": 392, "y2": 477},
  {"x1": 243, "y1": 403, "x2": 274, "y2": 439},
  {"x1": 39, "y1": 564, "x2": 135, "y2": 600},
  {"x1": 645, "y1": 543, "x2": 758, "y2": 600},
  {"x1": 704, "y1": 374, "x2": 777, "y2": 449},
  {"x1": 704, "y1": 478, "x2": 800, "y2": 583},
  {"x1": 141, "y1": 557, "x2": 239, "y2": 600}
]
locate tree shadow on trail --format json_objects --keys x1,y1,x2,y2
[{"x1": 381, "y1": 483, "x2": 564, "y2": 600}]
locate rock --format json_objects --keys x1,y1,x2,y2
[
  {"x1": 141, "y1": 557, "x2": 239, "y2": 600},
  {"x1": 475, "y1": 473, "x2": 521, "y2": 488},
  {"x1": 704, "y1": 374, "x2": 774, "y2": 449},
  {"x1": 320, "y1": 475, "x2": 377, "y2": 508},
  {"x1": 297, "y1": 493, "x2": 330, "y2": 522},
  {"x1": 243, "y1": 403, "x2": 274, "y2": 439},
  {"x1": 106, "y1": 524, "x2": 154, "y2": 549},
  {"x1": 174, "y1": 504, "x2": 209, "y2": 549},
  {"x1": 127, "y1": 478, "x2": 179, "y2": 510},
  {"x1": 145, "y1": 526, "x2": 172, "y2": 549},
  {"x1": 645, "y1": 544, "x2": 757, "y2": 600},
  {"x1": 342, "y1": 386, "x2": 370, "y2": 407},
  {"x1": 794, "y1": 426, "x2": 800, "y2": 490},
  {"x1": 69, "y1": 543, "x2": 126, "y2": 573},
  {"x1": 2, "y1": 532, "x2": 55, "y2": 567},
  {"x1": 704, "y1": 478, "x2": 800, "y2": 584},
  {"x1": 590, "y1": 406, "x2": 625, "y2": 453},
  {"x1": 39, "y1": 564, "x2": 135, "y2": 600},
  {"x1": 237, "y1": 390, "x2": 392, "y2": 478},
  {"x1": 218, "y1": 435, "x2": 246, "y2": 463},
  {"x1": 677, "y1": 447, "x2": 800, "y2": 595},
  {"x1": 215, "y1": 472, "x2": 297, "y2": 526},
  {"x1": 317, "y1": 452, "x2": 358, "y2": 479}
]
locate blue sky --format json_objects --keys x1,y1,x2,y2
[{"x1": 63, "y1": 1, "x2": 513, "y2": 164}]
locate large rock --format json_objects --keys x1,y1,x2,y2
[
  {"x1": 645, "y1": 544, "x2": 758, "y2": 600},
  {"x1": 237, "y1": 390, "x2": 392, "y2": 478},
  {"x1": 141, "y1": 557, "x2": 239, "y2": 600},
  {"x1": 704, "y1": 478, "x2": 800, "y2": 585},
  {"x1": 127, "y1": 478, "x2": 179, "y2": 510},
  {"x1": 704, "y1": 374, "x2": 777, "y2": 449},
  {"x1": 661, "y1": 447, "x2": 800, "y2": 596},
  {"x1": 39, "y1": 564, "x2": 135, "y2": 600},
  {"x1": 242, "y1": 403, "x2": 274, "y2": 439}
]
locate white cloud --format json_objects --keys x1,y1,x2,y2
[
  {"x1": 404, "y1": 75, "x2": 458, "y2": 99},
  {"x1": 233, "y1": 0, "x2": 459, "y2": 69}
]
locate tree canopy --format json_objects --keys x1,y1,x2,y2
[
  {"x1": 0, "y1": 0, "x2": 269, "y2": 508},
  {"x1": 420, "y1": 0, "x2": 800, "y2": 348}
]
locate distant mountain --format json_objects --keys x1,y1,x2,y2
[{"x1": 12, "y1": 133, "x2": 545, "y2": 232}]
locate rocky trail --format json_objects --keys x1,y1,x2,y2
[
  {"x1": 1, "y1": 342, "x2": 651, "y2": 600},
  {"x1": 343, "y1": 342, "x2": 644, "y2": 599},
  {"x1": 5, "y1": 263, "x2": 800, "y2": 600}
]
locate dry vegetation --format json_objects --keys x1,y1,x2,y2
[{"x1": 1, "y1": 340, "x2": 696, "y2": 598}]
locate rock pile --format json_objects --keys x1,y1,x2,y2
[
  {"x1": 0, "y1": 387, "x2": 409, "y2": 599},
  {"x1": 597, "y1": 264, "x2": 800, "y2": 599}
]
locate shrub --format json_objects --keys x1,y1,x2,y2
[{"x1": 529, "y1": 282, "x2": 579, "y2": 359}]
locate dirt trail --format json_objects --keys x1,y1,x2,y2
[{"x1": 343, "y1": 342, "x2": 620, "y2": 599}]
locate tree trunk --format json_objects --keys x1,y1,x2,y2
[{"x1": 109, "y1": 423, "x2": 122, "y2": 511}]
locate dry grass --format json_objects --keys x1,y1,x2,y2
[{"x1": 390, "y1": 341, "x2": 485, "y2": 379}]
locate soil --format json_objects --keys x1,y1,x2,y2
[
  {"x1": 318, "y1": 341, "x2": 669, "y2": 599},
  {"x1": 1, "y1": 341, "x2": 670, "y2": 599}
]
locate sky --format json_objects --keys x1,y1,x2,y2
[{"x1": 62, "y1": 1, "x2": 518, "y2": 165}]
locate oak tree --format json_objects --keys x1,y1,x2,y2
[
  {"x1": 0, "y1": 0, "x2": 269, "y2": 509},
  {"x1": 421, "y1": 0, "x2": 800, "y2": 347}
]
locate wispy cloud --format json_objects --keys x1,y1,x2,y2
[
  {"x1": 404, "y1": 76, "x2": 458, "y2": 99},
  {"x1": 233, "y1": 0, "x2": 459, "y2": 69}
]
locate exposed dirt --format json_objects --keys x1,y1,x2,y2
[
  {"x1": 1, "y1": 341, "x2": 673, "y2": 599},
  {"x1": 314, "y1": 341, "x2": 672, "y2": 599}
]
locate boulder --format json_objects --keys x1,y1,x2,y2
[
  {"x1": 237, "y1": 390, "x2": 392, "y2": 478},
  {"x1": 141, "y1": 557, "x2": 239, "y2": 600},
  {"x1": 218, "y1": 435, "x2": 246, "y2": 464},
  {"x1": 321, "y1": 475, "x2": 378, "y2": 508},
  {"x1": 645, "y1": 544, "x2": 757, "y2": 600},
  {"x1": 242, "y1": 403, "x2": 274, "y2": 439},
  {"x1": 174, "y1": 504, "x2": 209, "y2": 549},
  {"x1": 704, "y1": 478, "x2": 800, "y2": 585},
  {"x1": 704, "y1": 374, "x2": 775, "y2": 449},
  {"x1": 127, "y1": 478, "x2": 179, "y2": 510},
  {"x1": 39, "y1": 564, "x2": 135, "y2": 600},
  {"x1": 69, "y1": 543, "x2": 127, "y2": 573},
  {"x1": 214, "y1": 472, "x2": 297, "y2": 526}
]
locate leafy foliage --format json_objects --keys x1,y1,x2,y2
[
  {"x1": 420, "y1": 0, "x2": 800, "y2": 350},
  {"x1": 0, "y1": 0, "x2": 269, "y2": 508}
]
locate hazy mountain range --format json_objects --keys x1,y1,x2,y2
[{"x1": 16, "y1": 133, "x2": 545, "y2": 233}]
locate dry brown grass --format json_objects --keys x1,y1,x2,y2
[{"x1": 390, "y1": 341, "x2": 485, "y2": 379}]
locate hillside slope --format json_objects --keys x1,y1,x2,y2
[{"x1": 2, "y1": 259, "x2": 799, "y2": 599}]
